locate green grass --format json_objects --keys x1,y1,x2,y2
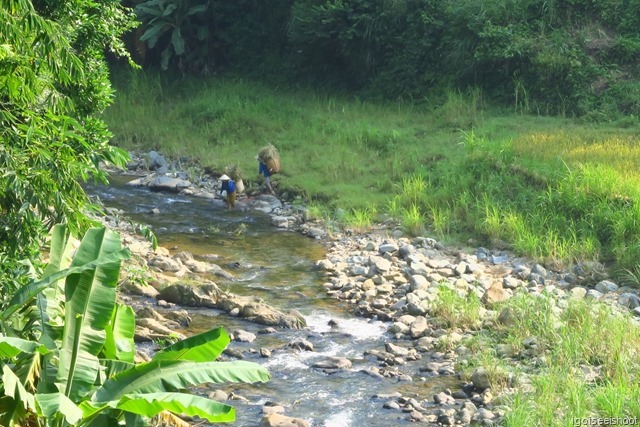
[
  {"x1": 104, "y1": 69, "x2": 640, "y2": 273},
  {"x1": 445, "y1": 290, "x2": 640, "y2": 427}
]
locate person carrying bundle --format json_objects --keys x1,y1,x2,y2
[{"x1": 257, "y1": 143, "x2": 281, "y2": 195}]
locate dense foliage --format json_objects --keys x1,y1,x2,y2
[
  {"x1": 130, "y1": 0, "x2": 640, "y2": 117},
  {"x1": 0, "y1": 225, "x2": 269, "y2": 426},
  {"x1": 0, "y1": 0, "x2": 136, "y2": 303}
]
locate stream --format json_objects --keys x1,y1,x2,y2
[{"x1": 87, "y1": 175, "x2": 457, "y2": 427}]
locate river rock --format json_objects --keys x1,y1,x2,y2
[
  {"x1": 471, "y1": 367, "x2": 491, "y2": 390},
  {"x1": 288, "y1": 339, "x2": 314, "y2": 351},
  {"x1": 232, "y1": 329, "x2": 257, "y2": 342},
  {"x1": 482, "y1": 282, "x2": 512, "y2": 305},
  {"x1": 312, "y1": 356, "x2": 352, "y2": 370},
  {"x1": 164, "y1": 309, "x2": 192, "y2": 326},
  {"x1": 148, "y1": 150, "x2": 167, "y2": 170},
  {"x1": 148, "y1": 176, "x2": 192, "y2": 193},
  {"x1": 158, "y1": 283, "x2": 220, "y2": 308},
  {"x1": 216, "y1": 296, "x2": 306, "y2": 329},
  {"x1": 259, "y1": 413, "x2": 310, "y2": 427},
  {"x1": 120, "y1": 277, "x2": 159, "y2": 298},
  {"x1": 148, "y1": 255, "x2": 183, "y2": 272}
]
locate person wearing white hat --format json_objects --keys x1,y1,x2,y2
[
  {"x1": 219, "y1": 174, "x2": 236, "y2": 209},
  {"x1": 256, "y1": 156, "x2": 275, "y2": 195}
]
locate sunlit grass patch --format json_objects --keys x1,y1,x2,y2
[{"x1": 469, "y1": 293, "x2": 640, "y2": 427}]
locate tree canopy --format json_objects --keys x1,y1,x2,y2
[
  {"x1": 131, "y1": 0, "x2": 640, "y2": 118},
  {"x1": 0, "y1": 0, "x2": 136, "y2": 302}
]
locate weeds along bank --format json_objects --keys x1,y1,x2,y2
[{"x1": 103, "y1": 71, "x2": 640, "y2": 277}]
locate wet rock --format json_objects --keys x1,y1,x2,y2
[
  {"x1": 164, "y1": 309, "x2": 192, "y2": 327},
  {"x1": 288, "y1": 339, "x2": 314, "y2": 351},
  {"x1": 312, "y1": 356, "x2": 352, "y2": 370},
  {"x1": 232, "y1": 329, "x2": 257, "y2": 343},
  {"x1": 383, "y1": 401, "x2": 400, "y2": 410},
  {"x1": 260, "y1": 348, "x2": 272, "y2": 358},
  {"x1": 148, "y1": 176, "x2": 191, "y2": 193},
  {"x1": 259, "y1": 413, "x2": 310, "y2": 427}
]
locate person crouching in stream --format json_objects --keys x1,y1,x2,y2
[{"x1": 219, "y1": 174, "x2": 236, "y2": 209}]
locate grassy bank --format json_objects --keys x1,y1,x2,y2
[
  {"x1": 432, "y1": 286, "x2": 640, "y2": 426},
  {"x1": 103, "y1": 69, "x2": 640, "y2": 276}
]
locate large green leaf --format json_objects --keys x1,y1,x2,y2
[
  {"x1": 35, "y1": 392, "x2": 83, "y2": 425},
  {"x1": 37, "y1": 224, "x2": 75, "y2": 342},
  {"x1": 152, "y1": 327, "x2": 229, "y2": 362},
  {"x1": 93, "y1": 360, "x2": 270, "y2": 403},
  {"x1": 0, "y1": 336, "x2": 49, "y2": 358},
  {"x1": 55, "y1": 227, "x2": 125, "y2": 401},
  {"x1": 103, "y1": 304, "x2": 135, "y2": 363},
  {"x1": 171, "y1": 28, "x2": 185, "y2": 55},
  {"x1": 82, "y1": 392, "x2": 235, "y2": 423},
  {"x1": 2, "y1": 365, "x2": 35, "y2": 412},
  {"x1": 2, "y1": 248, "x2": 130, "y2": 321},
  {"x1": 42, "y1": 224, "x2": 73, "y2": 279}
]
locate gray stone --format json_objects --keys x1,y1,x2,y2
[
  {"x1": 619, "y1": 293, "x2": 640, "y2": 309},
  {"x1": 471, "y1": 367, "x2": 491, "y2": 390},
  {"x1": 595, "y1": 280, "x2": 619, "y2": 293}
]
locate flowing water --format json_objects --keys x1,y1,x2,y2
[{"x1": 88, "y1": 176, "x2": 457, "y2": 427}]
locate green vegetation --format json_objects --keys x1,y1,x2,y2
[
  {"x1": 130, "y1": 0, "x2": 640, "y2": 118},
  {"x1": 0, "y1": 225, "x2": 269, "y2": 426},
  {"x1": 0, "y1": 0, "x2": 136, "y2": 308},
  {"x1": 444, "y1": 290, "x2": 640, "y2": 426},
  {"x1": 104, "y1": 71, "x2": 640, "y2": 276}
]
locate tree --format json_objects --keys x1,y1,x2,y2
[{"x1": 0, "y1": 0, "x2": 137, "y2": 304}]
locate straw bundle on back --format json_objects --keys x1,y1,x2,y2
[{"x1": 258, "y1": 143, "x2": 281, "y2": 174}]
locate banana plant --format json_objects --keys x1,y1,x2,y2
[
  {"x1": 0, "y1": 225, "x2": 270, "y2": 426},
  {"x1": 135, "y1": 0, "x2": 211, "y2": 70}
]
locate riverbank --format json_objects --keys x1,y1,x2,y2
[{"x1": 102, "y1": 151, "x2": 640, "y2": 426}]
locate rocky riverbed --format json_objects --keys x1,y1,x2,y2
[{"x1": 99, "y1": 151, "x2": 640, "y2": 427}]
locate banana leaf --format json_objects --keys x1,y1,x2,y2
[
  {"x1": 2, "y1": 248, "x2": 130, "y2": 321},
  {"x1": 2, "y1": 365, "x2": 35, "y2": 412},
  {"x1": 103, "y1": 304, "x2": 135, "y2": 363},
  {"x1": 93, "y1": 359, "x2": 270, "y2": 403},
  {"x1": 0, "y1": 336, "x2": 49, "y2": 358},
  {"x1": 35, "y1": 392, "x2": 83, "y2": 425},
  {"x1": 55, "y1": 227, "x2": 126, "y2": 401},
  {"x1": 152, "y1": 327, "x2": 229, "y2": 362},
  {"x1": 82, "y1": 392, "x2": 235, "y2": 423}
]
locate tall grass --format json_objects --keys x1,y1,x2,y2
[{"x1": 454, "y1": 291, "x2": 640, "y2": 426}]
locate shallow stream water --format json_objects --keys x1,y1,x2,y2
[{"x1": 88, "y1": 176, "x2": 457, "y2": 427}]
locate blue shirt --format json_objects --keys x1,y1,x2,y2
[
  {"x1": 259, "y1": 162, "x2": 270, "y2": 178},
  {"x1": 221, "y1": 180, "x2": 236, "y2": 193}
]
